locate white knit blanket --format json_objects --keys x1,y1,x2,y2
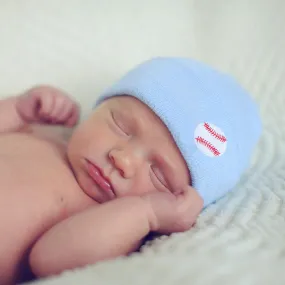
[{"x1": 1, "y1": 0, "x2": 285, "y2": 284}]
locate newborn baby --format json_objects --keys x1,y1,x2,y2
[{"x1": 0, "y1": 58, "x2": 261, "y2": 284}]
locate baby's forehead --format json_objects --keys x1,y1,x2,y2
[
  {"x1": 97, "y1": 95, "x2": 176, "y2": 142},
  {"x1": 102, "y1": 95, "x2": 143, "y2": 108},
  {"x1": 101, "y1": 95, "x2": 158, "y2": 120}
]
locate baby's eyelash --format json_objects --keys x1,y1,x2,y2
[
  {"x1": 150, "y1": 166, "x2": 168, "y2": 190},
  {"x1": 111, "y1": 111, "x2": 130, "y2": 136}
]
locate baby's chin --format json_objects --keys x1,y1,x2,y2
[{"x1": 64, "y1": 149, "x2": 85, "y2": 189}]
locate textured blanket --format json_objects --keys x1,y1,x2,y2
[{"x1": 1, "y1": 0, "x2": 284, "y2": 284}]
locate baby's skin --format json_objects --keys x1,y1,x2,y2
[{"x1": 0, "y1": 86, "x2": 203, "y2": 284}]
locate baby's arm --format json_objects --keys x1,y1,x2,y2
[
  {"x1": 0, "y1": 96, "x2": 26, "y2": 133},
  {"x1": 0, "y1": 85, "x2": 79, "y2": 134},
  {"x1": 29, "y1": 186, "x2": 202, "y2": 278},
  {"x1": 29, "y1": 197, "x2": 152, "y2": 278}
]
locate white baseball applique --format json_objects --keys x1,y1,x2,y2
[{"x1": 194, "y1": 122, "x2": 227, "y2": 157}]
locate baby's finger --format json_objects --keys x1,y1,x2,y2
[
  {"x1": 38, "y1": 93, "x2": 55, "y2": 119},
  {"x1": 66, "y1": 104, "x2": 80, "y2": 127},
  {"x1": 172, "y1": 187, "x2": 183, "y2": 196},
  {"x1": 55, "y1": 101, "x2": 74, "y2": 124},
  {"x1": 49, "y1": 97, "x2": 68, "y2": 121}
]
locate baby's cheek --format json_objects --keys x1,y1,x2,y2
[{"x1": 131, "y1": 175, "x2": 156, "y2": 196}]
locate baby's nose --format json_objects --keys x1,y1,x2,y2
[{"x1": 109, "y1": 148, "x2": 142, "y2": 178}]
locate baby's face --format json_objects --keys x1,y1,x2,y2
[{"x1": 67, "y1": 96, "x2": 191, "y2": 203}]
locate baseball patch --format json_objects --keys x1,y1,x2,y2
[{"x1": 194, "y1": 122, "x2": 227, "y2": 157}]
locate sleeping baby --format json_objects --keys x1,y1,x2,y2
[{"x1": 0, "y1": 57, "x2": 261, "y2": 284}]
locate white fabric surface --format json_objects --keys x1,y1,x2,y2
[{"x1": 1, "y1": 0, "x2": 285, "y2": 284}]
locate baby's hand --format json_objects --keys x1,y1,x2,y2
[
  {"x1": 142, "y1": 187, "x2": 203, "y2": 234},
  {"x1": 16, "y1": 85, "x2": 80, "y2": 127}
]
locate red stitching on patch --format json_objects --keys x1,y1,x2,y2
[
  {"x1": 204, "y1": 123, "x2": 227, "y2": 143},
  {"x1": 195, "y1": 136, "x2": 220, "y2": 156}
]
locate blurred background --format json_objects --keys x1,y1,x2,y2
[
  {"x1": 1, "y1": 0, "x2": 283, "y2": 117},
  {"x1": 0, "y1": 0, "x2": 195, "y2": 115}
]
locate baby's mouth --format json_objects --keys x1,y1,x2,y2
[{"x1": 85, "y1": 159, "x2": 115, "y2": 199}]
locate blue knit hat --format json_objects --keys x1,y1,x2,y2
[{"x1": 96, "y1": 57, "x2": 262, "y2": 207}]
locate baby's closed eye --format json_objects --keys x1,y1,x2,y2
[
  {"x1": 110, "y1": 110, "x2": 132, "y2": 136},
  {"x1": 150, "y1": 165, "x2": 169, "y2": 191}
]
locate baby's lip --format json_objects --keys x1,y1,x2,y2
[{"x1": 85, "y1": 159, "x2": 115, "y2": 200}]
